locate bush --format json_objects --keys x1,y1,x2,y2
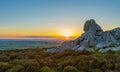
[
  {"x1": 109, "y1": 43, "x2": 116, "y2": 47},
  {"x1": 0, "y1": 54, "x2": 9, "y2": 62},
  {"x1": 24, "y1": 63, "x2": 39, "y2": 72},
  {"x1": 58, "y1": 56, "x2": 75, "y2": 68},
  {"x1": 115, "y1": 63, "x2": 120, "y2": 72},
  {"x1": 0, "y1": 48, "x2": 120, "y2": 72},
  {"x1": 92, "y1": 69, "x2": 102, "y2": 72},
  {"x1": 63, "y1": 66, "x2": 79, "y2": 72},
  {"x1": 0, "y1": 62, "x2": 13, "y2": 72},
  {"x1": 6, "y1": 65, "x2": 23, "y2": 72},
  {"x1": 105, "y1": 70, "x2": 115, "y2": 72},
  {"x1": 40, "y1": 66, "x2": 55, "y2": 72},
  {"x1": 77, "y1": 55, "x2": 96, "y2": 71}
]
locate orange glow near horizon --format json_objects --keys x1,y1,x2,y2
[
  {"x1": 0, "y1": 26, "x2": 83, "y2": 41},
  {"x1": 60, "y1": 29, "x2": 73, "y2": 38},
  {"x1": 0, "y1": 33, "x2": 81, "y2": 41},
  {"x1": 0, "y1": 28, "x2": 83, "y2": 39}
]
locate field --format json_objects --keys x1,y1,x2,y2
[
  {"x1": 0, "y1": 48, "x2": 120, "y2": 72},
  {"x1": 0, "y1": 40, "x2": 61, "y2": 50}
]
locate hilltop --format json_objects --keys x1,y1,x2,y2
[
  {"x1": 48, "y1": 19, "x2": 120, "y2": 52},
  {"x1": 0, "y1": 19, "x2": 120, "y2": 72}
]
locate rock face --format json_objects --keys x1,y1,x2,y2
[{"x1": 48, "y1": 19, "x2": 120, "y2": 52}]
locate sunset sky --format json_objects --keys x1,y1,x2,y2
[{"x1": 0, "y1": 0, "x2": 120, "y2": 39}]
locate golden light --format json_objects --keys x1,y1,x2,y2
[
  {"x1": 60, "y1": 29, "x2": 73, "y2": 38},
  {"x1": 63, "y1": 32, "x2": 71, "y2": 38}
]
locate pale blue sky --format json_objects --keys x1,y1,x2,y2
[{"x1": 0, "y1": 0, "x2": 120, "y2": 37}]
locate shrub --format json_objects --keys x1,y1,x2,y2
[
  {"x1": 9, "y1": 53, "x2": 19, "y2": 60},
  {"x1": 92, "y1": 69, "x2": 102, "y2": 72},
  {"x1": 0, "y1": 48, "x2": 120, "y2": 72},
  {"x1": 40, "y1": 66, "x2": 55, "y2": 72},
  {"x1": 0, "y1": 54, "x2": 9, "y2": 62},
  {"x1": 75, "y1": 50, "x2": 92, "y2": 55},
  {"x1": 115, "y1": 63, "x2": 120, "y2": 72},
  {"x1": 105, "y1": 70, "x2": 115, "y2": 72},
  {"x1": 0, "y1": 62, "x2": 13, "y2": 72},
  {"x1": 63, "y1": 66, "x2": 79, "y2": 72},
  {"x1": 77, "y1": 55, "x2": 96, "y2": 71},
  {"x1": 24, "y1": 63, "x2": 39, "y2": 72},
  {"x1": 91, "y1": 47, "x2": 101, "y2": 53},
  {"x1": 22, "y1": 60, "x2": 40, "y2": 72},
  {"x1": 6, "y1": 65, "x2": 23, "y2": 72},
  {"x1": 109, "y1": 43, "x2": 116, "y2": 47},
  {"x1": 58, "y1": 56, "x2": 75, "y2": 68}
]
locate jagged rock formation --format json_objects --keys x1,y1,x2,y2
[{"x1": 48, "y1": 19, "x2": 120, "y2": 52}]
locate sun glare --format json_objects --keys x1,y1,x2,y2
[
  {"x1": 61, "y1": 29, "x2": 73, "y2": 38},
  {"x1": 63, "y1": 32, "x2": 71, "y2": 38}
]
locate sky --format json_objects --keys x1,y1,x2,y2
[{"x1": 0, "y1": 0, "x2": 120, "y2": 39}]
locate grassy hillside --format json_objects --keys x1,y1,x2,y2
[{"x1": 0, "y1": 48, "x2": 120, "y2": 72}]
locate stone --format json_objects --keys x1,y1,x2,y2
[
  {"x1": 84, "y1": 19, "x2": 103, "y2": 34},
  {"x1": 72, "y1": 45, "x2": 80, "y2": 50},
  {"x1": 100, "y1": 46, "x2": 120, "y2": 52},
  {"x1": 77, "y1": 46, "x2": 86, "y2": 50},
  {"x1": 110, "y1": 27, "x2": 120, "y2": 40},
  {"x1": 96, "y1": 42, "x2": 111, "y2": 48},
  {"x1": 47, "y1": 19, "x2": 120, "y2": 52}
]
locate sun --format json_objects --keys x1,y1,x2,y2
[
  {"x1": 63, "y1": 32, "x2": 71, "y2": 38},
  {"x1": 61, "y1": 29, "x2": 73, "y2": 38}
]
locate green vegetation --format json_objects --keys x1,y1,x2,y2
[
  {"x1": 0, "y1": 48, "x2": 120, "y2": 72},
  {"x1": 63, "y1": 66, "x2": 79, "y2": 72},
  {"x1": 109, "y1": 42, "x2": 116, "y2": 47},
  {"x1": 40, "y1": 66, "x2": 55, "y2": 72}
]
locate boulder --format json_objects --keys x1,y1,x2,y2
[
  {"x1": 100, "y1": 46, "x2": 120, "y2": 52},
  {"x1": 47, "y1": 19, "x2": 120, "y2": 52},
  {"x1": 109, "y1": 27, "x2": 120, "y2": 40},
  {"x1": 96, "y1": 42, "x2": 111, "y2": 49}
]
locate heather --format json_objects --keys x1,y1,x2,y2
[{"x1": 0, "y1": 48, "x2": 120, "y2": 72}]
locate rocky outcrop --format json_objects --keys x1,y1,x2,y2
[{"x1": 48, "y1": 19, "x2": 120, "y2": 52}]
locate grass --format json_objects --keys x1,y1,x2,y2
[{"x1": 0, "y1": 48, "x2": 120, "y2": 72}]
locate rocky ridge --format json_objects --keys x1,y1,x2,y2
[{"x1": 48, "y1": 19, "x2": 120, "y2": 52}]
